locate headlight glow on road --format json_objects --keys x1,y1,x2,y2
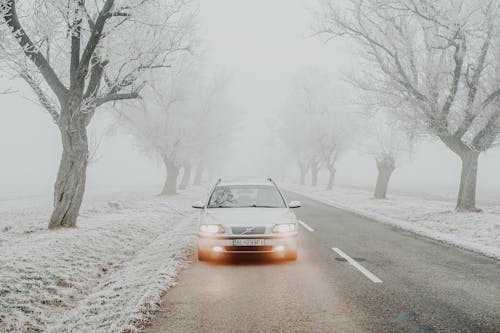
[
  {"x1": 200, "y1": 224, "x2": 225, "y2": 233},
  {"x1": 272, "y1": 223, "x2": 297, "y2": 233}
]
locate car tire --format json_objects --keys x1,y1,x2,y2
[
  {"x1": 285, "y1": 249, "x2": 298, "y2": 261},
  {"x1": 197, "y1": 247, "x2": 209, "y2": 261}
]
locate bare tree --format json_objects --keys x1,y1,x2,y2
[
  {"x1": 317, "y1": 0, "x2": 500, "y2": 211},
  {"x1": 192, "y1": 161, "x2": 204, "y2": 186},
  {"x1": 354, "y1": 109, "x2": 415, "y2": 199},
  {"x1": 280, "y1": 68, "x2": 353, "y2": 187},
  {"x1": 0, "y1": 0, "x2": 196, "y2": 227},
  {"x1": 185, "y1": 72, "x2": 240, "y2": 188},
  {"x1": 319, "y1": 135, "x2": 340, "y2": 190},
  {"x1": 179, "y1": 161, "x2": 192, "y2": 190},
  {"x1": 118, "y1": 62, "x2": 241, "y2": 195},
  {"x1": 279, "y1": 102, "x2": 316, "y2": 185},
  {"x1": 317, "y1": 108, "x2": 352, "y2": 190},
  {"x1": 374, "y1": 153, "x2": 396, "y2": 199}
]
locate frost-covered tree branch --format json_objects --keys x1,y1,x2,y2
[
  {"x1": 0, "y1": 0, "x2": 198, "y2": 228},
  {"x1": 1, "y1": 0, "x2": 68, "y2": 103},
  {"x1": 117, "y1": 58, "x2": 242, "y2": 195},
  {"x1": 316, "y1": 0, "x2": 500, "y2": 211},
  {"x1": 280, "y1": 68, "x2": 354, "y2": 187},
  {"x1": 19, "y1": 70, "x2": 60, "y2": 122}
]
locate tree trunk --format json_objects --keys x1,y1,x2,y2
[
  {"x1": 456, "y1": 150, "x2": 480, "y2": 212},
  {"x1": 179, "y1": 162, "x2": 192, "y2": 190},
  {"x1": 310, "y1": 161, "x2": 319, "y2": 187},
  {"x1": 49, "y1": 118, "x2": 88, "y2": 229},
  {"x1": 373, "y1": 155, "x2": 395, "y2": 199},
  {"x1": 299, "y1": 165, "x2": 307, "y2": 185},
  {"x1": 439, "y1": 135, "x2": 482, "y2": 212},
  {"x1": 193, "y1": 161, "x2": 203, "y2": 186},
  {"x1": 161, "y1": 157, "x2": 179, "y2": 195},
  {"x1": 326, "y1": 164, "x2": 336, "y2": 190}
]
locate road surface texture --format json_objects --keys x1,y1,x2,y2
[{"x1": 146, "y1": 192, "x2": 500, "y2": 333}]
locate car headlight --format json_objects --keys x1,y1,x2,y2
[
  {"x1": 199, "y1": 224, "x2": 225, "y2": 234},
  {"x1": 272, "y1": 223, "x2": 297, "y2": 233}
]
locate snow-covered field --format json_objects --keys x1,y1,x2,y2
[
  {"x1": 0, "y1": 187, "x2": 207, "y2": 333},
  {"x1": 286, "y1": 184, "x2": 500, "y2": 260}
]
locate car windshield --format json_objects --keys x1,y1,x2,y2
[{"x1": 207, "y1": 185, "x2": 286, "y2": 208}]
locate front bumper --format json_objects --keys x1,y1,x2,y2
[{"x1": 198, "y1": 234, "x2": 298, "y2": 254}]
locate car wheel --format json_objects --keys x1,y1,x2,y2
[
  {"x1": 197, "y1": 247, "x2": 209, "y2": 261},
  {"x1": 285, "y1": 249, "x2": 298, "y2": 261}
]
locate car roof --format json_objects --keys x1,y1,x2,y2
[{"x1": 218, "y1": 180, "x2": 276, "y2": 187}]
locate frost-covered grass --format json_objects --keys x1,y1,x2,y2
[
  {"x1": 286, "y1": 184, "x2": 500, "y2": 260},
  {"x1": 0, "y1": 187, "x2": 206, "y2": 333}
]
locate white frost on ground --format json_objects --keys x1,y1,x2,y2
[
  {"x1": 0, "y1": 187, "x2": 207, "y2": 333},
  {"x1": 285, "y1": 184, "x2": 500, "y2": 260}
]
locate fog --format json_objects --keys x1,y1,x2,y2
[
  {"x1": 3, "y1": 2, "x2": 500, "y2": 331},
  {"x1": 1, "y1": 0, "x2": 500, "y2": 204}
]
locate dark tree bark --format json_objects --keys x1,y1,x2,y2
[
  {"x1": 179, "y1": 162, "x2": 192, "y2": 190},
  {"x1": 49, "y1": 119, "x2": 88, "y2": 228},
  {"x1": 161, "y1": 157, "x2": 179, "y2": 195},
  {"x1": 456, "y1": 149, "x2": 481, "y2": 212},
  {"x1": 440, "y1": 135, "x2": 482, "y2": 212},
  {"x1": 193, "y1": 161, "x2": 203, "y2": 185},
  {"x1": 310, "y1": 160, "x2": 320, "y2": 187},
  {"x1": 373, "y1": 155, "x2": 395, "y2": 199},
  {"x1": 326, "y1": 164, "x2": 336, "y2": 190}
]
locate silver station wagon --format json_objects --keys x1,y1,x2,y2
[{"x1": 192, "y1": 179, "x2": 301, "y2": 261}]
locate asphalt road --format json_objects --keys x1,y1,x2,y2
[{"x1": 146, "y1": 192, "x2": 500, "y2": 333}]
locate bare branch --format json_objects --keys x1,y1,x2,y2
[
  {"x1": 1, "y1": 0, "x2": 68, "y2": 103},
  {"x1": 441, "y1": 30, "x2": 466, "y2": 121},
  {"x1": 95, "y1": 91, "x2": 142, "y2": 107},
  {"x1": 77, "y1": 0, "x2": 115, "y2": 78},
  {"x1": 0, "y1": 88, "x2": 17, "y2": 94},
  {"x1": 20, "y1": 71, "x2": 60, "y2": 122}
]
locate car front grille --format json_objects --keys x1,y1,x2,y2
[
  {"x1": 231, "y1": 226, "x2": 266, "y2": 235},
  {"x1": 224, "y1": 246, "x2": 273, "y2": 252}
]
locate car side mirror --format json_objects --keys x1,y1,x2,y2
[
  {"x1": 192, "y1": 200, "x2": 205, "y2": 209},
  {"x1": 289, "y1": 200, "x2": 301, "y2": 208}
]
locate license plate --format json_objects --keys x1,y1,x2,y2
[{"x1": 232, "y1": 239, "x2": 265, "y2": 246}]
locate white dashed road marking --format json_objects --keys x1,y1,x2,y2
[
  {"x1": 331, "y1": 247, "x2": 383, "y2": 283},
  {"x1": 299, "y1": 220, "x2": 314, "y2": 232}
]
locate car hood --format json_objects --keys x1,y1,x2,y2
[{"x1": 201, "y1": 208, "x2": 296, "y2": 226}]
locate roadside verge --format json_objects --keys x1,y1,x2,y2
[
  {"x1": 0, "y1": 187, "x2": 206, "y2": 333},
  {"x1": 284, "y1": 184, "x2": 500, "y2": 260}
]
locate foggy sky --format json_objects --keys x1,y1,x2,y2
[{"x1": 1, "y1": 0, "x2": 499, "y2": 202}]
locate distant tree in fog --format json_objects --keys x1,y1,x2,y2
[
  {"x1": 317, "y1": 0, "x2": 500, "y2": 211},
  {"x1": 317, "y1": 110, "x2": 352, "y2": 190},
  {"x1": 362, "y1": 112, "x2": 416, "y2": 199},
  {"x1": 280, "y1": 68, "x2": 353, "y2": 188},
  {"x1": 0, "y1": 0, "x2": 196, "y2": 228},
  {"x1": 118, "y1": 61, "x2": 242, "y2": 195}
]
